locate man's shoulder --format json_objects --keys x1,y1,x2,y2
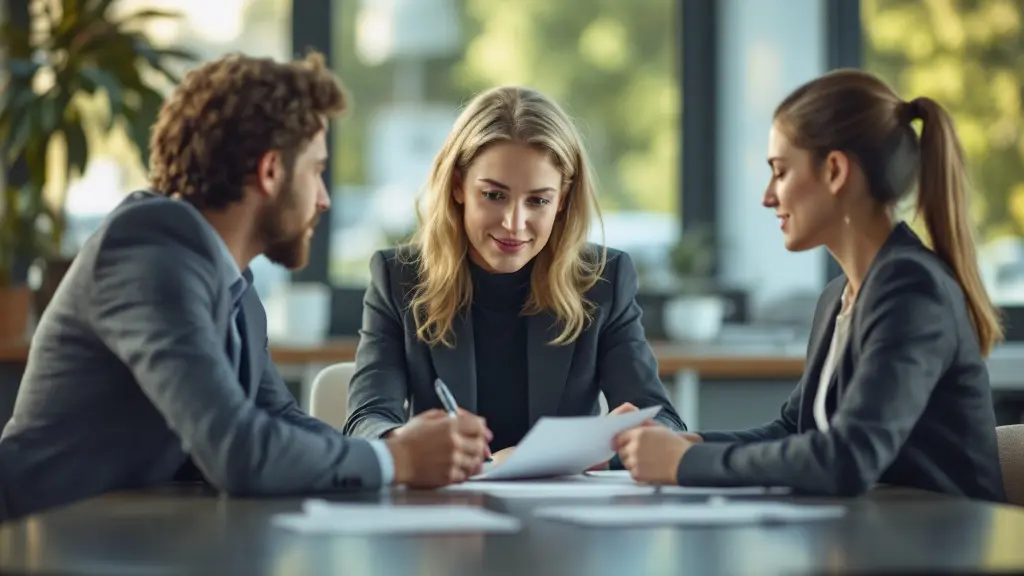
[
  {"x1": 89, "y1": 190, "x2": 221, "y2": 258},
  {"x1": 104, "y1": 190, "x2": 206, "y2": 233}
]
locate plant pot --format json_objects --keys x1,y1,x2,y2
[
  {"x1": 0, "y1": 285, "x2": 32, "y2": 342},
  {"x1": 27, "y1": 256, "x2": 75, "y2": 322},
  {"x1": 663, "y1": 294, "x2": 731, "y2": 342}
]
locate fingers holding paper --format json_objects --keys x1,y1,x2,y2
[
  {"x1": 583, "y1": 402, "x2": 642, "y2": 471},
  {"x1": 614, "y1": 426, "x2": 694, "y2": 485}
]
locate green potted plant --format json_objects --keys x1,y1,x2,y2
[
  {"x1": 0, "y1": 0, "x2": 198, "y2": 339},
  {"x1": 663, "y1": 224, "x2": 729, "y2": 342},
  {"x1": 668, "y1": 224, "x2": 716, "y2": 295}
]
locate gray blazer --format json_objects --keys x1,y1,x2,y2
[
  {"x1": 0, "y1": 191, "x2": 383, "y2": 520},
  {"x1": 343, "y1": 246, "x2": 685, "y2": 440},
  {"x1": 679, "y1": 223, "x2": 1006, "y2": 502}
]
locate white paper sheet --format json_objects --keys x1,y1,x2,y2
[
  {"x1": 443, "y1": 480, "x2": 657, "y2": 498},
  {"x1": 534, "y1": 502, "x2": 847, "y2": 527},
  {"x1": 271, "y1": 499, "x2": 521, "y2": 534},
  {"x1": 446, "y1": 472, "x2": 790, "y2": 497},
  {"x1": 577, "y1": 471, "x2": 792, "y2": 496},
  {"x1": 472, "y1": 406, "x2": 662, "y2": 481}
]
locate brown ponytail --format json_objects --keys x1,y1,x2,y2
[{"x1": 909, "y1": 97, "x2": 1003, "y2": 356}]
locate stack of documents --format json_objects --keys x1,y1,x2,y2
[
  {"x1": 534, "y1": 502, "x2": 847, "y2": 527},
  {"x1": 272, "y1": 499, "x2": 521, "y2": 534}
]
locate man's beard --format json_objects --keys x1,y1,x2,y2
[{"x1": 259, "y1": 180, "x2": 319, "y2": 270}]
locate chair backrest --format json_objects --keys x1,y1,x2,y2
[
  {"x1": 309, "y1": 362, "x2": 357, "y2": 430},
  {"x1": 0, "y1": 440, "x2": 12, "y2": 523},
  {"x1": 996, "y1": 424, "x2": 1024, "y2": 506}
]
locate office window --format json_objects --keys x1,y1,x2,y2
[
  {"x1": 329, "y1": 0, "x2": 680, "y2": 285},
  {"x1": 863, "y1": 0, "x2": 1024, "y2": 303},
  {"x1": 59, "y1": 0, "x2": 291, "y2": 296}
]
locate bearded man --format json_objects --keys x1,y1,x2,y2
[{"x1": 0, "y1": 52, "x2": 490, "y2": 521}]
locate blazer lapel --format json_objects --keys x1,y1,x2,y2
[
  {"x1": 798, "y1": 284, "x2": 843, "y2": 432},
  {"x1": 429, "y1": 307, "x2": 478, "y2": 412},
  {"x1": 526, "y1": 312, "x2": 575, "y2": 426}
]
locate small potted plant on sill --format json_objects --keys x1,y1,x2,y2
[
  {"x1": 0, "y1": 0, "x2": 197, "y2": 340},
  {"x1": 663, "y1": 224, "x2": 730, "y2": 342}
]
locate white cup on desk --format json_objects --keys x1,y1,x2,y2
[{"x1": 266, "y1": 282, "x2": 331, "y2": 347}]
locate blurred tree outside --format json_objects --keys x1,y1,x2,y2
[
  {"x1": 330, "y1": 0, "x2": 679, "y2": 281},
  {"x1": 863, "y1": 0, "x2": 1024, "y2": 242}
]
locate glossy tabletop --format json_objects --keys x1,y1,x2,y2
[{"x1": 1, "y1": 485, "x2": 1023, "y2": 575}]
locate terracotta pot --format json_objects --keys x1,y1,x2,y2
[{"x1": 0, "y1": 285, "x2": 31, "y2": 342}]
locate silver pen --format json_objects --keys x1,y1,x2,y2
[{"x1": 434, "y1": 378, "x2": 459, "y2": 418}]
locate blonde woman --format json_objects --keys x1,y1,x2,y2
[{"x1": 344, "y1": 86, "x2": 685, "y2": 466}]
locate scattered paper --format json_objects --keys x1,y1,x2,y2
[
  {"x1": 443, "y1": 480, "x2": 657, "y2": 498},
  {"x1": 578, "y1": 471, "x2": 792, "y2": 496},
  {"x1": 472, "y1": 406, "x2": 662, "y2": 481},
  {"x1": 534, "y1": 502, "x2": 847, "y2": 527},
  {"x1": 271, "y1": 499, "x2": 521, "y2": 534}
]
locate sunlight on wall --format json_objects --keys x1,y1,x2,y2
[
  {"x1": 115, "y1": 0, "x2": 248, "y2": 44},
  {"x1": 62, "y1": 0, "x2": 290, "y2": 225}
]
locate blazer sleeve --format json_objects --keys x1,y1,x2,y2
[
  {"x1": 255, "y1": 355, "x2": 337, "y2": 434},
  {"x1": 343, "y1": 250, "x2": 409, "y2": 439},
  {"x1": 597, "y1": 252, "x2": 686, "y2": 432},
  {"x1": 88, "y1": 204, "x2": 385, "y2": 495},
  {"x1": 676, "y1": 258, "x2": 956, "y2": 496}
]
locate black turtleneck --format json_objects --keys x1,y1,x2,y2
[{"x1": 469, "y1": 259, "x2": 532, "y2": 453}]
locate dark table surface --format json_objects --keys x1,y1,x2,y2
[{"x1": 1, "y1": 484, "x2": 1023, "y2": 576}]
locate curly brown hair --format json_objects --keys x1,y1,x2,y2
[{"x1": 149, "y1": 51, "x2": 346, "y2": 209}]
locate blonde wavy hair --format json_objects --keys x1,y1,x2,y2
[{"x1": 403, "y1": 86, "x2": 606, "y2": 348}]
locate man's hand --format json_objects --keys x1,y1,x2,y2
[
  {"x1": 385, "y1": 409, "x2": 492, "y2": 488},
  {"x1": 385, "y1": 409, "x2": 491, "y2": 459},
  {"x1": 613, "y1": 426, "x2": 694, "y2": 485}
]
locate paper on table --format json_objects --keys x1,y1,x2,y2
[
  {"x1": 578, "y1": 470, "x2": 792, "y2": 496},
  {"x1": 271, "y1": 499, "x2": 521, "y2": 535},
  {"x1": 534, "y1": 502, "x2": 847, "y2": 527},
  {"x1": 443, "y1": 480, "x2": 657, "y2": 498},
  {"x1": 447, "y1": 472, "x2": 789, "y2": 497},
  {"x1": 472, "y1": 406, "x2": 662, "y2": 481}
]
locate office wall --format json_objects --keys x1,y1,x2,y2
[{"x1": 716, "y1": 0, "x2": 828, "y2": 316}]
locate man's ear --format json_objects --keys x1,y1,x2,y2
[
  {"x1": 452, "y1": 170, "x2": 465, "y2": 204},
  {"x1": 255, "y1": 150, "x2": 284, "y2": 198},
  {"x1": 824, "y1": 150, "x2": 850, "y2": 197}
]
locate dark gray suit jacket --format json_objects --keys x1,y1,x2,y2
[
  {"x1": 343, "y1": 246, "x2": 685, "y2": 441},
  {"x1": 0, "y1": 191, "x2": 383, "y2": 520},
  {"x1": 679, "y1": 223, "x2": 1006, "y2": 502}
]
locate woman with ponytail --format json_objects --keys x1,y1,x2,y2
[{"x1": 615, "y1": 69, "x2": 1006, "y2": 501}]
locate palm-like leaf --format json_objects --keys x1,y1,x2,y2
[{"x1": 0, "y1": 0, "x2": 198, "y2": 286}]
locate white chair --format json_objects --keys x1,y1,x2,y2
[
  {"x1": 308, "y1": 362, "x2": 356, "y2": 430},
  {"x1": 996, "y1": 424, "x2": 1024, "y2": 506}
]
